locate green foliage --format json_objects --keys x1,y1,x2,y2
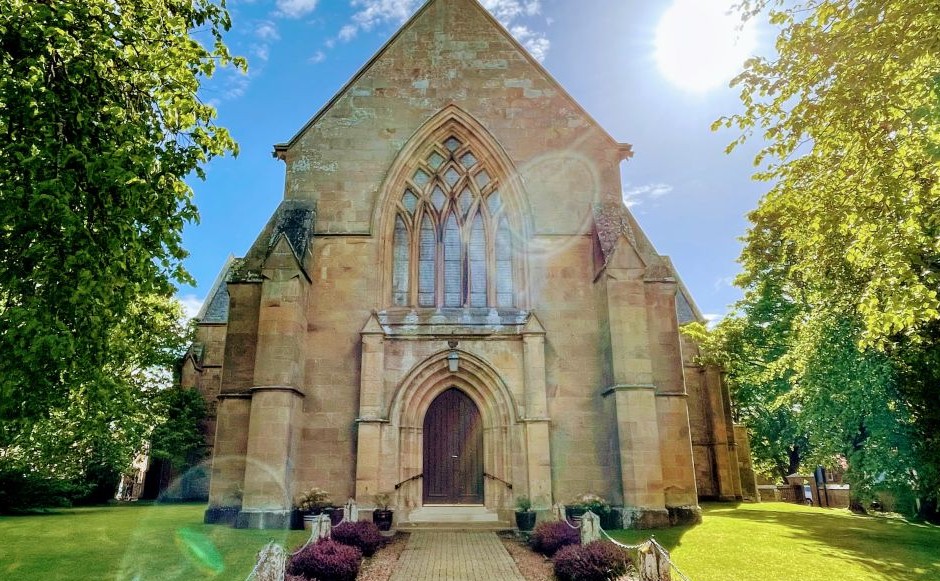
[
  {"x1": 713, "y1": 0, "x2": 940, "y2": 510},
  {"x1": 0, "y1": 295, "x2": 193, "y2": 512},
  {"x1": 0, "y1": 0, "x2": 243, "y2": 424},
  {"x1": 149, "y1": 387, "x2": 208, "y2": 471},
  {"x1": 0, "y1": 0, "x2": 239, "y2": 510},
  {"x1": 719, "y1": 0, "x2": 940, "y2": 349}
]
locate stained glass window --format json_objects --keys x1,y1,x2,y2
[{"x1": 392, "y1": 136, "x2": 515, "y2": 309}]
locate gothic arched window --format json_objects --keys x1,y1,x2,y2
[{"x1": 391, "y1": 135, "x2": 514, "y2": 308}]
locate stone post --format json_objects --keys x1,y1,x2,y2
[{"x1": 580, "y1": 511, "x2": 601, "y2": 544}]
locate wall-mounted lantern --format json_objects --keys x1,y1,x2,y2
[{"x1": 447, "y1": 339, "x2": 459, "y2": 372}]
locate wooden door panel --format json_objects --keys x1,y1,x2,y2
[{"x1": 423, "y1": 388, "x2": 483, "y2": 504}]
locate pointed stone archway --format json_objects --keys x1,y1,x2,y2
[{"x1": 388, "y1": 349, "x2": 517, "y2": 518}]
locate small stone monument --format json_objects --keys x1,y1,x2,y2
[
  {"x1": 580, "y1": 510, "x2": 601, "y2": 544},
  {"x1": 637, "y1": 540, "x2": 672, "y2": 581},
  {"x1": 312, "y1": 513, "x2": 331, "y2": 541},
  {"x1": 344, "y1": 498, "x2": 359, "y2": 523}
]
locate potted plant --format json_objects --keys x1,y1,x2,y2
[
  {"x1": 372, "y1": 492, "x2": 394, "y2": 531},
  {"x1": 294, "y1": 487, "x2": 334, "y2": 530},
  {"x1": 566, "y1": 493, "x2": 611, "y2": 526},
  {"x1": 514, "y1": 495, "x2": 536, "y2": 531}
]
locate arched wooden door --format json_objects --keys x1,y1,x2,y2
[{"x1": 423, "y1": 388, "x2": 484, "y2": 504}]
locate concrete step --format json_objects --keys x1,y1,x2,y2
[
  {"x1": 395, "y1": 521, "x2": 514, "y2": 532},
  {"x1": 398, "y1": 505, "x2": 512, "y2": 531}
]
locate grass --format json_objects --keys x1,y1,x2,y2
[
  {"x1": 2, "y1": 501, "x2": 938, "y2": 580},
  {"x1": 0, "y1": 503, "x2": 309, "y2": 580},
  {"x1": 611, "y1": 502, "x2": 940, "y2": 581}
]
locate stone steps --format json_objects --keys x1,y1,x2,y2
[{"x1": 397, "y1": 504, "x2": 512, "y2": 531}]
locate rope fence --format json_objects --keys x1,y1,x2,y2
[
  {"x1": 560, "y1": 507, "x2": 693, "y2": 581},
  {"x1": 241, "y1": 502, "x2": 692, "y2": 581}
]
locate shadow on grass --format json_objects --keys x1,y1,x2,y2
[
  {"x1": 715, "y1": 504, "x2": 940, "y2": 581},
  {"x1": 635, "y1": 503, "x2": 940, "y2": 581}
]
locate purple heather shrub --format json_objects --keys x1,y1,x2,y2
[
  {"x1": 552, "y1": 541, "x2": 630, "y2": 581},
  {"x1": 286, "y1": 539, "x2": 362, "y2": 581},
  {"x1": 530, "y1": 520, "x2": 580, "y2": 557},
  {"x1": 331, "y1": 520, "x2": 384, "y2": 557}
]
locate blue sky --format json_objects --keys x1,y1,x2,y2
[{"x1": 179, "y1": 0, "x2": 773, "y2": 322}]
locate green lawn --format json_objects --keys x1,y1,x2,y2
[
  {"x1": 0, "y1": 503, "x2": 309, "y2": 580},
  {"x1": 2, "y1": 502, "x2": 938, "y2": 580},
  {"x1": 612, "y1": 502, "x2": 940, "y2": 581}
]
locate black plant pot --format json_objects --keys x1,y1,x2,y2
[
  {"x1": 325, "y1": 507, "x2": 344, "y2": 526},
  {"x1": 515, "y1": 510, "x2": 536, "y2": 531},
  {"x1": 373, "y1": 509, "x2": 394, "y2": 531},
  {"x1": 565, "y1": 506, "x2": 587, "y2": 524}
]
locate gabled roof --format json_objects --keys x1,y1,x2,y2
[{"x1": 274, "y1": 0, "x2": 632, "y2": 158}]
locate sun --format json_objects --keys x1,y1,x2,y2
[{"x1": 654, "y1": 0, "x2": 757, "y2": 93}]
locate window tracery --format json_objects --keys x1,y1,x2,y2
[{"x1": 391, "y1": 135, "x2": 514, "y2": 309}]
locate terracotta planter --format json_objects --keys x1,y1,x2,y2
[{"x1": 515, "y1": 510, "x2": 536, "y2": 531}]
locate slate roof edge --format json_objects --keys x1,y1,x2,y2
[{"x1": 194, "y1": 254, "x2": 237, "y2": 323}]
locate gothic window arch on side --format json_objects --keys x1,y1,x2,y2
[{"x1": 391, "y1": 135, "x2": 514, "y2": 309}]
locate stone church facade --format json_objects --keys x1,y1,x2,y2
[{"x1": 182, "y1": 0, "x2": 757, "y2": 530}]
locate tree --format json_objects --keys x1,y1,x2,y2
[
  {"x1": 149, "y1": 386, "x2": 208, "y2": 472},
  {"x1": 720, "y1": 0, "x2": 940, "y2": 348},
  {"x1": 716, "y1": 0, "x2": 940, "y2": 516},
  {"x1": 0, "y1": 295, "x2": 193, "y2": 512},
  {"x1": 0, "y1": 0, "x2": 243, "y2": 425}
]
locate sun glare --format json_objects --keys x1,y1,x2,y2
[{"x1": 654, "y1": 0, "x2": 756, "y2": 93}]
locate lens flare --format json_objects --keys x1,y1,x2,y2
[{"x1": 175, "y1": 527, "x2": 224, "y2": 575}]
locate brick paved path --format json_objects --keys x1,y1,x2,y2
[{"x1": 389, "y1": 531, "x2": 525, "y2": 581}]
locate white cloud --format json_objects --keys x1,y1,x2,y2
[
  {"x1": 252, "y1": 43, "x2": 270, "y2": 61},
  {"x1": 255, "y1": 20, "x2": 280, "y2": 40},
  {"x1": 338, "y1": 24, "x2": 359, "y2": 41},
  {"x1": 309, "y1": 50, "x2": 327, "y2": 64},
  {"x1": 338, "y1": 0, "x2": 550, "y2": 61},
  {"x1": 178, "y1": 294, "x2": 205, "y2": 320},
  {"x1": 622, "y1": 182, "x2": 674, "y2": 207},
  {"x1": 222, "y1": 71, "x2": 251, "y2": 100},
  {"x1": 276, "y1": 0, "x2": 319, "y2": 19},
  {"x1": 481, "y1": 0, "x2": 541, "y2": 25},
  {"x1": 349, "y1": 0, "x2": 421, "y2": 31},
  {"x1": 509, "y1": 25, "x2": 549, "y2": 62}
]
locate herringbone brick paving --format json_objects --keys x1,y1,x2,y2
[{"x1": 388, "y1": 531, "x2": 525, "y2": 580}]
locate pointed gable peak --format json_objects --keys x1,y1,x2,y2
[{"x1": 274, "y1": 0, "x2": 628, "y2": 156}]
